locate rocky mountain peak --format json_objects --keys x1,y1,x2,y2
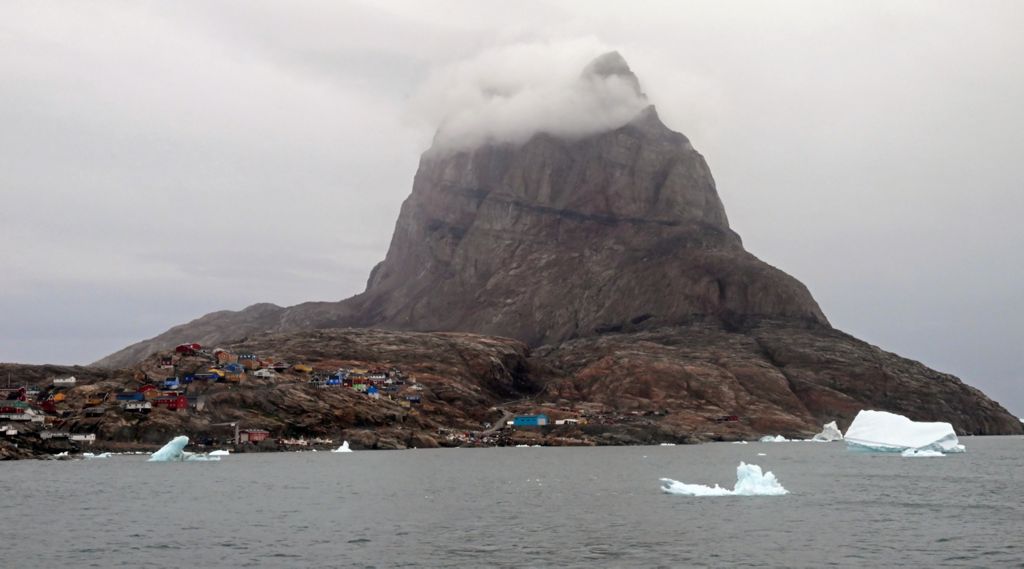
[
  {"x1": 581, "y1": 51, "x2": 645, "y2": 98},
  {"x1": 97, "y1": 51, "x2": 829, "y2": 362}
]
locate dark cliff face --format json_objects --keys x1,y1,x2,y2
[
  {"x1": 333, "y1": 104, "x2": 827, "y2": 345},
  {"x1": 96, "y1": 54, "x2": 827, "y2": 367}
]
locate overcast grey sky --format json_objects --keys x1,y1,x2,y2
[{"x1": 1, "y1": 1, "x2": 1022, "y2": 415}]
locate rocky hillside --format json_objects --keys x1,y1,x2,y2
[
  {"x1": 535, "y1": 320, "x2": 1022, "y2": 436},
  {"x1": 6, "y1": 324, "x2": 1019, "y2": 461},
  {"x1": 84, "y1": 52, "x2": 1021, "y2": 437}
]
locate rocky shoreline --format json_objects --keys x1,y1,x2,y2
[{"x1": 4, "y1": 323, "x2": 1020, "y2": 461}]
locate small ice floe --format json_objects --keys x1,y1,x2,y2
[
  {"x1": 660, "y1": 462, "x2": 788, "y2": 497},
  {"x1": 83, "y1": 452, "x2": 111, "y2": 459},
  {"x1": 331, "y1": 441, "x2": 353, "y2": 453},
  {"x1": 208, "y1": 450, "x2": 230, "y2": 457},
  {"x1": 901, "y1": 448, "x2": 945, "y2": 458},
  {"x1": 810, "y1": 421, "x2": 844, "y2": 442},
  {"x1": 659, "y1": 443, "x2": 676, "y2": 446},
  {"x1": 757, "y1": 453, "x2": 767, "y2": 456},
  {"x1": 148, "y1": 436, "x2": 220, "y2": 462},
  {"x1": 844, "y1": 410, "x2": 965, "y2": 454},
  {"x1": 758, "y1": 435, "x2": 789, "y2": 443},
  {"x1": 731, "y1": 441, "x2": 749, "y2": 445},
  {"x1": 54, "y1": 451, "x2": 69, "y2": 458}
]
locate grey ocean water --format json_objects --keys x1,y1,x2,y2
[{"x1": 4, "y1": 437, "x2": 1023, "y2": 568}]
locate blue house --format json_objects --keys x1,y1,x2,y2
[
  {"x1": 223, "y1": 363, "x2": 244, "y2": 374},
  {"x1": 326, "y1": 375, "x2": 342, "y2": 386},
  {"x1": 513, "y1": 414, "x2": 549, "y2": 427},
  {"x1": 115, "y1": 392, "x2": 144, "y2": 402}
]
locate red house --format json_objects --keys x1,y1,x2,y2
[
  {"x1": 175, "y1": 343, "x2": 202, "y2": 355},
  {"x1": 153, "y1": 395, "x2": 188, "y2": 411},
  {"x1": 238, "y1": 429, "x2": 270, "y2": 443},
  {"x1": 137, "y1": 384, "x2": 158, "y2": 394}
]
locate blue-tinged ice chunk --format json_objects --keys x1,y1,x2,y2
[
  {"x1": 844, "y1": 410, "x2": 965, "y2": 453},
  {"x1": 660, "y1": 462, "x2": 789, "y2": 497},
  {"x1": 149, "y1": 436, "x2": 190, "y2": 461},
  {"x1": 148, "y1": 436, "x2": 221, "y2": 461}
]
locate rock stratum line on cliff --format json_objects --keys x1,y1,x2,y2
[{"x1": 90, "y1": 52, "x2": 1022, "y2": 437}]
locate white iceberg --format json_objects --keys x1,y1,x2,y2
[
  {"x1": 148, "y1": 436, "x2": 221, "y2": 462},
  {"x1": 731, "y1": 441, "x2": 749, "y2": 445},
  {"x1": 901, "y1": 448, "x2": 945, "y2": 458},
  {"x1": 811, "y1": 421, "x2": 844, "y2": 442},
  {"x1": 844, "y1": 410, "x2": 965, "y2": 454},
  {"x1": 758, "y1": 435, "x2": 789, "y2": 443},
  {"x1": 208, "y1": 449, "x2": 231, "y2": 457},
  {"x1": 660, "y1": 462, "x2": 789, "y2": 497},
  {"x1": 149, "y1": 436, "x2": 190, "y2": 462},
  {"x1": 83, "y1": 452, "x2": 111, "y2": 459},
  {"x1": 659, "y1": 443, "x2": 676, "y2": 446},
  {"x1": 331, "y1": 441, "x2": 353, "y2": 453}
]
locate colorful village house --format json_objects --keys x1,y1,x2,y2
[
  {"x1": 0, "y1": 400, "x2": 31, "y2": 421},
  {"x1": 175, "y1": 342, "x2": 202, "y2": 355},
  {"x1": 85, "y1": 392, "x2": 108, "y2": 406},
  {"x1": 213, "y1": 349, "x2": 236, "y2": 365},
  {"x1": 366, "y1": 385, "x2": 380, "y2": 399},
  {"x1": 124, "y1": 400, "x2": 152, "y2": 413},
  {"x1": 238, "y1": 354, "x2": 259, "y2": 371},
  {"x1": 153, "y1": 395, "x2": 188, "y2": 411},
  {"x1": 513, "y1": 414, "x2": 549, "y2": 428},
  {"x1": 237, "y1": 429, "x2": 270, "y2": 443},
  {"x1": 222, "y1": 363, "x2": 246, "y2": 383}
]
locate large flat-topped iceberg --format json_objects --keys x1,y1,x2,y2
[
  {"x1": 844, "y1": 410, "x2": 965, "y2": 453},
  {"x1": 660, "y1": 462, "x2": 789, "y2": 497}
]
